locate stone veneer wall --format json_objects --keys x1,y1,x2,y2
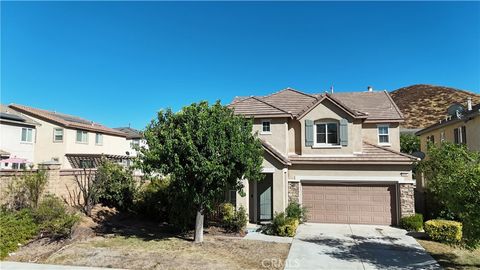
[
  {"x1": 399, "y1": 183, "x2": 415, "y2": 217},
  {"x1": 288, "y1": 182, "x2": 300, "y2": 204}
]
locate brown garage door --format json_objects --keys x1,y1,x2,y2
[{"x1": 302, "y1": 183, "x2": 397, "y2": 225}]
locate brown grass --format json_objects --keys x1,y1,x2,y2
[
  {"x1": 44, "y1": 235, "x2": 290, "y2": 270},
  {"x1": 417, "y1": 239, "x2": 480, "y2": 270}
]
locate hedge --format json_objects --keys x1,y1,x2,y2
[
  {"x1": 400, "y1": 214, "x2": 423, "y2": 232},
  {"x1": 424, "y1": 219, "x2": 462, "y2": 244}
]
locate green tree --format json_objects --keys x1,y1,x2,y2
[
  {"x1": 400, "y1": 134, "x2": 420, "y2": 154},
  {"x1": 139, "y1": 101, "x2": 263, "y2": 243},
  {"x1": 419, "y1": 142, "x2": 480, "y2": 248},
  {"x1": 96, "y1": 159, "x2": 136, "y2": 212}
]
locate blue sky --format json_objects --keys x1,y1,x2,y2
[{"x1": 2, "y1": 1, "x2": 479, "y2": 129}]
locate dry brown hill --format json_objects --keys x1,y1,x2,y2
[{"x1": 390, "y1": 84, "x2": 480, "y2": 129}]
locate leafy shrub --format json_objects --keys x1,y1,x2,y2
[
  {"x1": 263, "y1": 212, "x2": 299, "y2": 237},
  {"x1": 4, "y1": 170, "x2": 48, "y2": 210},
  {"x1": 220, "y1": 203, "x2": 235, "y2": 223},
  {"x1": 419, "y1": 143, "x2": 480, "y2": 247},
  {"x1": 285, "y1": 202, "x2": 308, "y2": 223},
  {"x1": 0, "y1": 209, "x2": 38, "y2": 259},
  {"x1": 424, "y1": 219, "x2": 462, "y2": 244},
  {"x1": 400, "y1": 214, "x2": 423, "y2": 232},
  {"x1": 134, "y1": 177, "x2": 171, "y2": 221},
  {"x1": 97, "y1": 160, "x2": 137, "y2": 212},
  {"x1": 34, "y1": 195, "x2": 79, "y2": 237},
  {"x1": 400, "y1": 134, "x2": 420, "y2": 154},
  {"x1": 219, "y1": 203, "x2": 248, "y2": 232}
]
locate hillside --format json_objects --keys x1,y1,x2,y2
[{"x1": 390, "y1": 84, "x2": 480, "y2": 129}]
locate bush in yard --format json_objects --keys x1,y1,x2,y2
[
  {"x1": 220, "y1": 203, "x2": 235, "y2": 223},
  {"x1": 418, "y1": 142, "x2": 480, "y2": 248},
  {"x1": 0, "y1": 208, "x2": 38, "y2": 259},
  {"x1": 262, "y1": 212, "x2": 299, "y2": 237},
  {"x1": 424, "y1": 219, "x2": 462, "y2": 244},
  {"x1": 400, "y1": 213, "x2": 424, "y2": 232},
  {"x1": 96, "y1": 160, "x2": 137, "y2": 212},
  {"x1": 34, "y1": 195, "x2": 79, "y2": 238},
  {"x1": 4, "y1": 169, "x2": 48, "y2": 210},
  {"x1": 400, "y1": 134, "x2": 420, "y2": 154},
  {"x1": 285, "y1": 202, "x2": 308, "y2": 223},
  {"x1": 219, "y1": 203, "x2": 248, "y2": 232},
  {"x1": 134, "y1": 176, "x2": 171, "y2": 221}
]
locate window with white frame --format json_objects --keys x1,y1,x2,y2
[
  {"x1": 440, "y1": 131, "x2": 446, "y2": 142},
  {"x1": 76, "y1": 130, "x2": 88, "y2": 143},
  {"x1": 314, "y1": 122, "x2": 339, "y2": 145},
  {"x1": 131, "y1": 139, "x2": 140, "y2": 148},
  {"x1": 53, "y1": 128, "x2": 64, "y2": 142},
  {"x1": 261, "y1": 120, "x2": 271, "y2": 134},
  {"x1": 377, "y1": 125, "x2": 390, "y2": 144},
  {"x1": 21, "y1": 128, "x2": 33, "y2": 142},
  {"x1": 95, "y1": 133, "x2": 103, "y2": 145}
]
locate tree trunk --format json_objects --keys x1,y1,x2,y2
[{"x1": 194, "y1": 207, "x2": 204, "y2": 243}]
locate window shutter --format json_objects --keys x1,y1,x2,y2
[
  {"x1": 339, "y1": 118, "x2": 348, "y2": 146},
  {"x1": 305, "y1": 120, "x2": 313, "y2": 147}
]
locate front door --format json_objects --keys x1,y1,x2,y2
[{"x1": 257, "y1": 173, "x2": 273, "y2": 221}]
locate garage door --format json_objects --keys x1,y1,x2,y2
[{"x1": 302, "y1": 184, "x2": 397, "y2": 225}]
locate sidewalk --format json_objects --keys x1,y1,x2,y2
[{"x1": 0, "y1": 261, "x2": 125, "y2": 270}]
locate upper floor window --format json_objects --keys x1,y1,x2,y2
[
  {"x1": 95, "y1": 133, "x2": 103, "y2": 145},
  {"x1": 377, "y1": 125, "x2": 390, "y2": 145},
  {"x1": 261, "y1": 120, "x2": 271, "y2": 134},
  {"x1": 131, "y1": 139, "x2": 140, "y2": 148},
  {"x1": 314, "y1": 122, "x2": 338, "y2": 145},
  {"x1": 53, "y1": 128, "x2": 64, "y2": 142},
  {"x1": 440, "y1": 131, "x2": 446, "y2": 142},
  {"x1": 21, "y1": 128, "x2": 33, "y2": 142},
  {"x1": 454, "y1": 126, "x2": 467, "y2": 144},
  {"x1": 427, "y1": 135, "x2": 435, "y2": 144},
  {"x1": 76, "y1": 130, "x2": 88, "y2": 143}
]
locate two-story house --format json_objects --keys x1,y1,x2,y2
[
  {"x1": 416, "y1": 98, "x2": 479, "y2": 152},
  {"x1": 229, "y1": 88, "x2": 418, "y2": 226},
  {"x1": 9, "y1": 104, "x2": 132, "y2": 169},
  {"x1": 113, "y1": 126, "x2": 145, "y2": 158},
  {"x1": 0, "y1": 104, "x2": 39, "y2": 169}
]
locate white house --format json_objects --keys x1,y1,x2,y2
[
  {"x1": 0, "y1": 104, "x2": 39, "y2": 169},
  {"x1": 8, "y1": 104, "x2": 133, "y2": 169}
]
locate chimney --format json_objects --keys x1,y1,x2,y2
[
  {"x1": 467, "y1": 97, "x2": 472, "y2": 111},
  {"x1": 367, "y1": 86, "x2": 373, "y2": 92}
]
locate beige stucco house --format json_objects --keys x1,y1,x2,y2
[
  {"x1": 416, "y1": 99, "x2": 479, "y2": 153},
  {"x1": 415, "y1": 99, "x2": 479, "y2": 190},
  {"x1": 9, "y1": 104, "x2": 132, "y2": 169},
  {"x1": 229, "y1": 88, "x2": 418, "y2": 226}
]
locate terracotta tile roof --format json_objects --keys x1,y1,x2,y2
[
  {"x1": 229, "y1": 88, "x2": 404, "y2": 122},
  {"x1": 287, "y1": 141, "x2": 418, "y2": 164},
  {"x1": 228, "y1": 96, "x2": 291, "y2": 117},
  {"x1": 9, "y1": 104, "x2": 127, "y2": 137},
  {"x1": 331, "y1": 91, "x2": 404, "y2": 121}
]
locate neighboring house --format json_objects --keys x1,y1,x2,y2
[
  {"x1": 415, "y1": 99, "x2": 480, "y2": 190},
  {"x1": 0, "y1": 104, "x2": 39, "y2": 169},
  {"x1": 229, "y1": 88, "x2": 418, "y2": 226},
  {"x1": 113, "y1": 127, "x2": 145, "y2": 157},
  {"x1": 8, "y1": 104, "x2": 131, "y2": 169},
  {"x1": 416, "y1": 98, "x2": 479, "y2": 152}
]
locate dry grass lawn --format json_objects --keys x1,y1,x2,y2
[
  {"x1": 417, "y1": 239, "x2": 480, "y2": 270},
  {"x1": 44, "y1": 235, "x2": 290, "y2": 270}
]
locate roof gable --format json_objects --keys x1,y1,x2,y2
[
  {"x1": 261, "y1": 88, "x2": 318, "y2": 116},
  {"x1": 296, "y1": 94, "x2": 368, "y2": 120}
]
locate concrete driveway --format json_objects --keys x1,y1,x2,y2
[{"x1": 285, "y1": 223, "x2": 441, "y2": 270}]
